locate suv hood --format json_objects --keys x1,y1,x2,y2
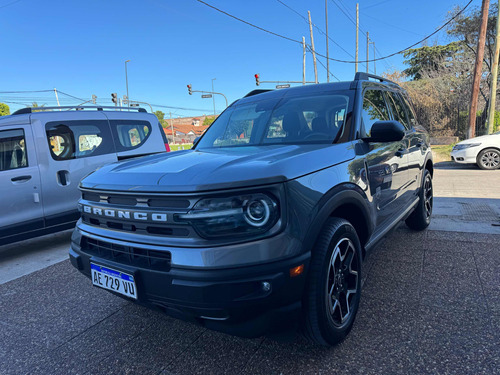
[{"x1": 81, "y1": 144, "x2": 355, "y2": 193}]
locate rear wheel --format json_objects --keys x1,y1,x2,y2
[
  {"x1": 477, "y1": 148, "x2": 500, "y2": 170},
  {"x1": 302, "y1": 218, "x2": 362, "y2": 346},
  {"x1": 405, "y1": 169, "x2": 433, "y2": 231}
]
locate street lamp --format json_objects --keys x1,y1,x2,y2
[
  {"x1": 125, "y1": 60, "x2": 131, "y2": 107},
  {"x1": 211, "y1": 78, "x2": 216, "y2": 116}
]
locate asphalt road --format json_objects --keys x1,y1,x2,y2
[{"x1": 1, "y1": 163, "x2": 499, "y2": 375}]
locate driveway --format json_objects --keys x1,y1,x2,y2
[{"x1": 1, "y1": 164, "x2": 499, "y2": 375}]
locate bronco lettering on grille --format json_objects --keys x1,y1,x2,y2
[{"x1": 81, "y1": 205, "x2": 168, "y2": 222}]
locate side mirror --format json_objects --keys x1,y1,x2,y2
[
  {"x1": 363, "y1": 121, "x2": 405, "y2": 143},
  {"x1": 192, "y1": 136, "x2": 201, "y2": 147}
]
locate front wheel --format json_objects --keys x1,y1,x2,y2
[
  {"x1": 302, "y1": 218, "x2": 362, "y2": 346},
  {"x1": 477, "y1": 148, "x2": 500, "y2": 170},
  {"x1": 405, "y1": 169, "x2": 433, "y2": 231}
]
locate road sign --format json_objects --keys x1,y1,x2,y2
[
  {"x1": 201, "y1": 94, "x2": 213, "y2": 98},
  {"x1": 276, "y1": 84, "x2": 291, "y2": 89}
]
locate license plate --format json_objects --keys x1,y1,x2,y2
[{"x1": 91, "y1": 263, "x2": 137, "y2": 300}]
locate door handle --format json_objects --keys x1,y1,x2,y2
[
  {"x1": 395, "y1": 148, "x2": 409, "y2": 157},
  {"x1": 57, "y1": 170, "x2": 70, "y2": 186},
  {"x1": 11, "y1": 175, "x2": 32, "y2": 182}
]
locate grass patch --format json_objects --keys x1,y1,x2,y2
[
  {"x1": 431, "y1": 144, "x2": 455, "y2": 162},
  {"x1": 170, "y1": 144, "x2": 193, "y2": 151}
]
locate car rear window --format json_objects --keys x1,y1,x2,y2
[
  {"x1": 109, "y1": 120, "x2": 151, "y2": 152},
  {"x1": 45, "y1": 120, "x2": 113, "y2": 161}
]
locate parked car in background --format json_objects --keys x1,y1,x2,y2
[
  {"x1": 451, "y1": 131, "x2": 500, "y2": 169},
  {"x1": 70, "y1": 73, "x2": 433, "y2": 346},
  {"x1": 0, "y1": 106, "x2": 169, "y2": 245}
]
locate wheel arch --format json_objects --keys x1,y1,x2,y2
[
  {"x1": 303, "y1": 184, "x2": 374, "y2": 257},
  {"x1": 476, "y1": 146, "x2": 500, "y2": 162}
]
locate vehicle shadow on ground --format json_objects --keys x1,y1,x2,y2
[{"x1": 434, "y1": 161, "x2": 479, "y2": 170}]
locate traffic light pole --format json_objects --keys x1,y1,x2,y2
[{"x1": 190, "y1": 89, "x2": 228, "y2": 108}]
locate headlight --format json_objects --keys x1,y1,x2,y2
[
  {"x1": 176, "y1": 193, "x2": 279, "y2": 238},
  {"x1": 453, "y1": 143, "x2": 481, "y2": 151}
]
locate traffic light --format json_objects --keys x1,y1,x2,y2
[
  {"x1": 187, "y1": 84, "x2": 192, "y2": 95},
  {"x1": 255, "y1": 74, "x2": 260, "y2": 86},
  {"x1": 111, "y1": 93, "x2": 118, "y2": 104},
  {"x1": 92, "y1": 94, "x2": 97, "y2": 104}
]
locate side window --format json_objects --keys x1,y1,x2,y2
[
  {"x1": 362, "y1": 90, "x2": 390, "y2": 136},
  {"x1": 46, "y1": 121, "x2": 113, "y2": 161},
  {"x1": 386, "y1": 91, "x2": 410, "y2": 130},
  {"x1": 400, "y1": 95, "x2": 418, "y2": 127},
  {"x1": 0, "y1": 129, "x2": 28, "y2": 171},
  {"x1": 110, "y1": 120, "x2": 152, "y2": 151}
]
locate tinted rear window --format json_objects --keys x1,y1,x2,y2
[
  {"x1": 45, "y1": 120, "x2": 113, "y2": 160},
  {"x1": 110, "y1": 120, "x2": 152, "y2": 152}
]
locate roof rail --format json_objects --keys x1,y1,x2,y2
[
  {"x1": 11, "y1": 106, "x2": 147, "y2": 115},
  {"x1": 354, "y1": 72, "x2": 397, "y2": 84},
  {"x1": 243, "y1": 89, "x2": 273, "y2": 98}
]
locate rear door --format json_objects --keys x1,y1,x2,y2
[
  {"x1": 103, "y1": 112, "x2": 167, "y2": 160},
  {"x1": 0, "y1": 125, "x2": 43, "y2": 240},
  {"x1": 36, "y1": 114, "x2": 117, "y2": 226}
]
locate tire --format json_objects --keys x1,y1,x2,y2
[
  {"x1": 477, "y1": 148, "x2": 500, "y2": 170},
  {"x1": 302, "y1": 217, "x2": 362, "y2": 346},
  {"x1": 405, "y1": 169, "x2": 433, "y2": 231}
]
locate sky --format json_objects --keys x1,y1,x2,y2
[{"x1": 0, "y1": 0, "x2": 479, "y2": 117}]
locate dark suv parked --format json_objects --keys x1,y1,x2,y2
[{"x1": 69, "y1": 73, "x2": 433, "y2": 346}]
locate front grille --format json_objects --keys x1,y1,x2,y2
[
  {"x1": 81, "y1": 236, "x2": 171, "y2": 271},
  {"x1": 81, "y1": 191, "x2": 191, "y2": 209}
]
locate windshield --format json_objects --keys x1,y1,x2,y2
[{"x1": 196, "y1": 91, "x2": 353, "y2": 148}]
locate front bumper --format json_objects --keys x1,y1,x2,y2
[
  {"x1": 69, "y1": 233, "x2": 310, "y2": 338},
  {"x1": 450, "y1": 148, "x2": 479, "y2": 164}
]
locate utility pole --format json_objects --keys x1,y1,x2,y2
[
  {"x1": 487, "y1": 0, "x2": 500, "y2": 134},
  {"x1": 355, "y1": 3, "x2": 359, "y2": 73},
  {"x1": 366, "y1": 32, "x2": 370, "y2": 73},
  {"x1": 468, "y1": 0, "x2": 490, "y2": 139},
  {"x1": 308, "y1": 11, "x2": 318, "y2": 84},
  {"x1": 302, "y1": 36, "x2": 306, "y2": 85},
  {"x1": 325, "y1": 0, "x2": 330, "y2": 82},
  {"x1": 372, "y1": 41, "x2": 376, "y2": 75},
  {"x1": 170, "y1": 111, "x2": 176, "y2": 144},
  {"x1": 125, "y1": 60, "x2": 131, "y2": 108},
  {"x1": 53, "y1": 88, "x2": 61, "y2": 111},
  {"x1": 211, "y1": 78, "x2": 216, "y2": 117}
]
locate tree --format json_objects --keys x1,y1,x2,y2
[
  {"x1": 203, "y1": 116, "x2": 216, "y2": 126},
  {"x1": 402, "y1": 42, "x2": 463, "y2": 80},
  {"x1": 154, "y1": 110, "x2": 165, "y2": 122},
  {"x1": 0, "y1": 103, "x2": 10, "y2": 116}
]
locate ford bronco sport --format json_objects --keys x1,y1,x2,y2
[{"x1": 69, "y1": 73, "x2": 433, "y2": 346}]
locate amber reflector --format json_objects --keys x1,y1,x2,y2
[{"x1": 289, "y1": 264, "x2": 304, "y2": 277}]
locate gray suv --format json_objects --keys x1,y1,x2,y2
[
  {"x1": 0, "y1": 106, "x2": 169, "y2": 245},
  {"x1": 70, "y1": 73, "x2": 433, "y2": 346}
]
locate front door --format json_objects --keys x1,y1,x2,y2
[
  {"x1": 360, "y1": 89, "x2": 410, "y2": 229},
  {"x1": 0, "y1": 125, "x2": 43, "y2": 240}
]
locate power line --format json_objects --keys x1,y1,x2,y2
[
  {"x1": 196, "y1": 0, "x2": 301, "y2": 45},
  {"x1": 0, "y1": 0, "x2": 22, "y2": 10},
  {"x1": 361, "y1": 12, "x2": 425, "y2": 37},
  {"x1": 56, "y1": 90, "x2": 86, "y2": 101},
  {"x1": 276, "y1": 0, "x2": 355, "y2": 59},
  {"x1": 306, "y1": 46, "x2": 342, "y2": 81},
  {"x1": 197, "y1": 0, "x2": 473, "y2": 64}
]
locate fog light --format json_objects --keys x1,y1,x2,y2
[
  {"x1": 290, "y1": 264, "x2": 304, "y2": 277},
  {"x1": 261, "y1": 281, "x2": 271, "y2": 292}
]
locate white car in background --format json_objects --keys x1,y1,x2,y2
[{"x1": 451, "y1": 131, "x2": 500, "y2": 170}]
